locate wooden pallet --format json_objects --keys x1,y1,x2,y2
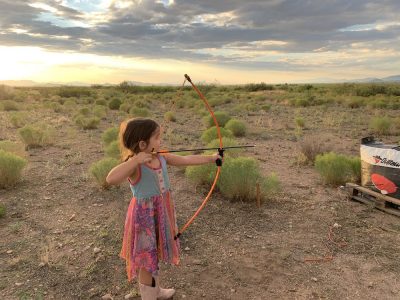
[{"x1": 345, "y1": 183, "x2": 400, "y2": 217}]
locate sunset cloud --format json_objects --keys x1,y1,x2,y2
[{"x1": 0, "y1": 0, "x2": 399, "y2": 83}]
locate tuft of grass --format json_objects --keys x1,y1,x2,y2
[
  {"x1": 129, "y1": 107, "x2": 150, "y2": 117},
  {"x1": 201, "y1": 126, "x2": 233, "y2": 144},
  {"x1": 105, "y1": 141, "x2": 120, "y2": 159},
  {"x1": 0, "y1": 203, "x2": 5, "y2": 218},
  {"x1": 225, "y1": 119, "x2": 247, "y2": 137},
  {"x1": 164, "y1": 111, "x2": 176, "y2": 122},
  {"x1": 18, "y1": 125, "x2": 54, "y2": 148},
  {"x1": 108, "y1": 98, "x2": 122, "y2": 110},
  {"x1": 315, "y1": 152, "x2": 361, "y2": 185},
  {"x1": 102, "y1": 127, "x2": 119, "y2": 146},
  {"x1": 0, "y1": 140, "x2": 27, "y2": 157},
  {"x1": 74, "y1": 115, "x2": 100, "y2": 129},
  {"x1": 298, "y1": 135, "x2": 331, "y2": 165},
  {"x1": 9, "y1": 112, "x2": 28, "y2": 128},
  {"x1": 369, "y1": 116, "x2": 391, "y2": 135},
  {"x1": 218, "y1": 157, "x2": 280, "y2": 201},
  {"x1": 0, "y1": 150, "x2": 27, "y2": 188},
  {"x1": 295, "y1": 116, "x2": 305, "y2": 129},
  {"x1": 204, "y1": 111, "x2": 231, "y2": 128},
  {"x1": 89, "y1": 157, "x2": 119, "y2": 189},
  {"x1": 1, "y1": 100, "x2": 19, "y2": 111}
]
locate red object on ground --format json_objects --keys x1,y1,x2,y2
[{"x1": 371, "y1": 173, "x2": 398, "y2": 194}]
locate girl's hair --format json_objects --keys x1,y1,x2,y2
[{"x1": 119, "y1": 118, "x2": 160, "y2": 161}]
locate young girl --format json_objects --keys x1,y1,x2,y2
[{"x1": 106, "y1": 118, "x2": 220, "y2": 300}]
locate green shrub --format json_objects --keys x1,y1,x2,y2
[
  {"x1": 244, "y1": 83, "x2": 274, "y2": 92},
  {"x1": 261, "y1": 104, "x2": 272, "y2": 111},
  {"x1": 1, "y1": 100, "x2": 19, "y2": 111},
  {"x1": 105, "y1": 140, "x2": 120, "y2": 159},
  {"x1": 225, "y1": 119, "x2": 246, "y2": 137},
  {"x1": 295, "y1": 117, "x2": 305, "y2": 128},
  {"x1": 108, "y1": 98, "x2": 122, "y2": 110},
  {"x1": 93, "y1": 105, "x2": 107, "y2": 119},
  {"x1": 102, "y1": 127, "x2": 119, "y2": 146},
  {"x1": 119, "y1": 102, "x2": 131, "y2": 113},
  {"x1": 201, "y1": 126, "x2": 233, "y2": 144},
  {"x1": 74, "y1": 115, "x2": 100, "y2": 129},
  {"x1": 0, "y1": 203, "x2": 5, "y2": 218},
  {"x1": 370, "y1": 116, "x2": 391, "y2": 135},
  {"x1": 218, "y1": 157, "x2": 280, "y2": 201},
  {"x1": 207, "y1": 137, "x2": 242, "y2": 158},
  {"x1": 129, "y1": 107, "x2": 150, "y2": 117},
  {"x1": 164, "y1": 111, "x2": 176, "y2": 122},
  {"x1": 18, "y1": 125, "x2": 54, "y2": 148},
  {"x1": 315, "y1": 152, "x2": 361, "y2": 185},
  {"x1": 95, "y1": 99, "x2": 107, "y2": 106},
  {"x1": 261, "y1": 173, "x2": 281, "y2": 198},
  {"x1": 0, "y1": 140, "x2": 26, "y2": 157},
  {"x1": 0, "y1": 150, "x2": 27, "y2": 188},
  {"x1": 89, "y1": 157, "x2": 119, "y2": 189},
  {"x1": 204, "y1": 111, "x2": 231, "y2": 128},
  {"x1": 79, "y1": 107, "x2": 91, "y2": 116},
  {"x1": 298, "y1": 136, "x2": 330, "y2": 165},
  {"x1": 9, "y1": 112, "x2": 28, "y2": 128},
  {"x1": 185, "y1": 163, "x2": 215, "y2": 186},
  {"x1": 57, "y1": 87, "x2": 92, "y2": 98}
]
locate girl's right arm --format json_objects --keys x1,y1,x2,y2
[{"x1": 106, "y1": 152, "x2": 152, "y2": 185}]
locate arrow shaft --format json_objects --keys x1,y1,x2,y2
[{"x1": 157, "y1": 145, "x2": 255, "y2": 154}]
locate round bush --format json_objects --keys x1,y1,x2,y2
[
  {"x1": 105, "y1": 140, "x2": 120, "y2": 159},
  {"x1": 102, "y1": 127, "x2": 119, "y2": 146},
  {"x1": 89, "y1": 157, "x2": 119, "y2": 189},
  {"x1": 109, "y1": 98, "x2": 122, "y2": 110},
  {"x1": 164, "y1": 111, "x2": 176, "y2": 122},
  {"x1": 18, "y1": 125, "x2": 53, "y2": 148},
  {"x1": 205, "y1": 111, "x2": 231, "y2": 128},
  {"x1": 315, "y1": 152, "x2": 361, "y2": 185},
  {"x1": 201, "y1": 126, "x2": 233, "y2": 144},
  {"x1": 370, "y1": 116, "x2": 391, "y2": 135},
  {"x1": 129, "y1": 107, "x2": 150, "y2": 117},
  {"x1": 74, "y1": 115, "x2": 100, "y2": 130},
  {"x1": 225, "y1": 119, "x2": 246, "y2": 137},
  {"x1": 0, "y1": 150, "x2": 27, "y2": 188}
]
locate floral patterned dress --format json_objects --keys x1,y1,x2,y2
[{"x1": 120, "y1": 155, "x2": 180, "y2": 281}]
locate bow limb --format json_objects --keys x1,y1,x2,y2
[{"x1": 174, "y1": 74, "x2": 224, "y2": 240}]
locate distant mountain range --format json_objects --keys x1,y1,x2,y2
[{"x1": 1, "y1": 75, "x2": 399, "y2": 87}]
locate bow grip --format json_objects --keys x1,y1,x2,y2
[{"x1": 216, "y1": 148, "x2": 224, "y2": 166}]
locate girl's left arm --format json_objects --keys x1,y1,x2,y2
[{"x1": 164, "y1": 153, "x2": 220, "y2": 167}]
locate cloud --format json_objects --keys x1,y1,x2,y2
[{"x1": 0, "y1": 0, "x2": 399, "y2": 75}]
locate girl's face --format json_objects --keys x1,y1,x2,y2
[{"x1": 142, "y1": 126, "x2": 162, "y2": 153}]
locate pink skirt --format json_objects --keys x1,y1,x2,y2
[{"x1": 120, "y1": 191, "x2": 180, "y2": 281}]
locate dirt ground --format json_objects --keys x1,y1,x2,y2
[{"x1": 1, "y1": 91, "x2": 400, "y2": 300}]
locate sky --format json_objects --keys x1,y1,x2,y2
[{"x1": 0, "y1": 0, "x2": 399, "y2": 84}]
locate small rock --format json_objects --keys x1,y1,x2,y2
[
  {"x1": 15, "y1": 282, "x2": 24, "y2": 286},
  {"x1": 124, "y1": 294, "x2": 135, "y2": 299},
  {"x1": 184, "y1": 247, "x2": 190, "y2": 251},
  {"x1": 261, "y1": 246, "x2": 266, "y2": 249},
  {"x1": 368, "y1": 282, "x2": 374, "y2": 288},
  {"x1": 93, "y1": 247, "x2": 101, "y2": 254},
  {"x1": 231, "y1": 288, "x2": 236, "y2": 293},
  {"x1": 69, "y1": 214, "x2": 76, "y2": 221},
  {"x1": 233, "y1": 237, "x2": 240, "y2": 242},
  {"x1": 39, "y1": 262, "x2": 46, "y2": 268},
  {"x1": 311, "y1": 277, "x2": 318, "y2": 282},
  {"x1": 201, "y1": 293, "x2": 206, "y2": 297},
  {"x1": 333, "y1": 223, "x2": 341, "y2": 228},
  {"x1": 182, "y1": 295, "x2": 186, "y2": 299},
  {"x1": 101, "y1": 294, "x2": 113, "y2": 300},
  {"x1": 6, "y1": 250, "x2": 13, "y2": 254}
]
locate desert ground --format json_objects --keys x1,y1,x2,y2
[{"x1": 1, "y1": 83, "x2": 400, "y2": 299}]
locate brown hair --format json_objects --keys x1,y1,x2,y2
[{"x1": 119, "y1": 118, "x2": 160, "y2": 161}]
